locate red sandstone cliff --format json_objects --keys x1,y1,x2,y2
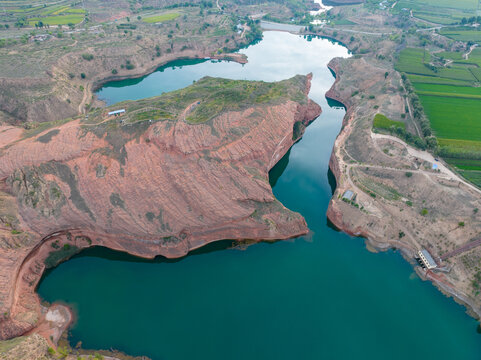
[{"x1": 0, "y1": 75, "x2": 321, "y2": 339}]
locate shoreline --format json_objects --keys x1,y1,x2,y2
[
  {"x1": 90, "y1": 52, "x2": 248, "y2": 94},
  {"x1": 0, "y1": 73, "x2": 320, "y2": 342},
  {"x1": 324, "y1": 56, "x2": 481, "y2": 322}
]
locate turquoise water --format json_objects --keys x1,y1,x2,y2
[{"x1": 38, "y1": 32, "x2": 481, "y2": 359}]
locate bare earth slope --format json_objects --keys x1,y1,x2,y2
[
  {"x1": 0, "y1": 74, "x2": 321, "y2": 340},
  {"x1": 325, "y1": 54, "x2": 481, "y2": 319}
]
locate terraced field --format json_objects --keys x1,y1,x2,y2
[
  {"x1": 143, "y1": 12, "x2": 180, "y2": 24},
  {"x1": 394, "y1": 0, "x2": 479, "y2": 25},
  {"x1": 396, "y1": 47, "x2": 481, "y2": 186},
  {"x1": 0, "y1": 0, "x2": 86, "y2": 27},
  {"x1": 439, "y1": 28, "x2": 481, "y2": 44}
]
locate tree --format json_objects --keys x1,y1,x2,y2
[
  {"x1": 80, "y1": 73, "x2": 86, "y2": 79},
  {"x1": 384, "y1": 71, "x2": 389, "y2": 79}
]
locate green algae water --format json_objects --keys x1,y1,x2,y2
[{"x1": 38, "y1": 32, "x2": 481, "y2": 359}]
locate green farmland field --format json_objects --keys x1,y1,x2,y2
[
  {"x1": 395, "y1": 48, "x2": 477, "y2": 82},
  {"x1": 394, "y1": 0, "x2": 478, "y2": 25},
  {"x1": 413, "y1": 83, "x2": 481, "y2": 96},
  {"x1": 439, "y1": 28, "x2": 481, "y2": 44},
  {"x1": 28, "y1": 14, "x2": 84, "y2": 25},
  {"x1": 396, "y1": 46, "x2": 481, "y2": 187},
  {"x1": 418, "y1": 95, "x2": 481, "y2": 142},
  {"x1": 458, "y1": 169, "x2": 481, "y2": 185},
  {"x1": 395, "y1": 0, "x2": 478, "y2": 11},
  {"x1": 407, "y1": 74, "x2": 472, "y2": 86},
  {"x1": 143, "y1": 13, "x2": 180, "y2": 23},
  {"x1": 0, "y1": 1, "x2": 86, "y2": 26},
  {"x1": 445, "y1": 158, "x2": 481, "y2": 171}
]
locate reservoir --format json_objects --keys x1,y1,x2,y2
[{"x1": 38, "y1": 31, "x2": 481, "y2": 359}]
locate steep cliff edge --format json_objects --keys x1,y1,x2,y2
[{"x1": 0, "y1": 74, "x2": 321, "y2": 340}]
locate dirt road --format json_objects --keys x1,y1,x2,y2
[{"x1": 371, "y1": 133, "x2": 481, "y2": 195}]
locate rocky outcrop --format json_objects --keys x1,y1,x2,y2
[{"x1": 0, "y1": 75, "x2": 321, "y2": 339}]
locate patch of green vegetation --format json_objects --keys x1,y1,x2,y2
[
  {"x1": 184, "y1": 76, "x2": 306, "y2": 124},
  {"x1": 331, "y1": 19, "x2": 356, "y2": 25},
  {"x1": 445, "y1": 158, "x2": 481, "y2": 171},
  {"x1": 110, "y1": 193, "x2": 125, "y2": 208},
  {"x1": 396, "y1": 48, "x2": 477, "y2": 82},
  {"x1": 457, "y1": 168, "x2": 481, "y2": 187},
  {"x1": 417, "y1": 95, "x2": 481, "y2": 142},
  {"x1": 414, "y1": 83, "x2": 481, "y2": 99},
  {"x1": 82, "y1": 53, "x2": 94, "y2": 61},
  {"x1": 22, "y1": 118, "x2": 72, "y2": 140},
  {"x1": 131, "y1": 109, "x2": 172, "y2": 122},
  {"x1": 292, "y1": 121, "x2": 305, "y2": 141},
  {"x1": 44, "y1": 244, "x2": 80, "y2": 269},
  {"x1": 407, "y1": 74, "x2": 471, "y2": 86},
  {"x1": 145, "y1": 212, "x2": 155, "y2": 222},
  {"x1": 28, "y1": 14, "x2": 84, "y2": 25},
  {"x1": 438, "y1": 138, "x2": 481, "y2": 155},
  {"x1": 143, "y1": 12, "x2": 180, "y2": 23},
  {"x1": 356, "y1": 174, "x2": 403, "y2": 201},
  {"x1": 373, "y1": 113, "x2": 405, "y2": 130},
  {"x1": 0, "y1": 335, "x2": 28, "y2": 353},
  {"x1": 439, "y1": 28, "x2": 481, "y2": 45},
  {"x1": 394, "y1": 0, "x2": 477, "y2": 25},
  {"x1": 39, "y1": 162, "x2": 95, "y2": 220},
  {"x1": 397, "y1": 46, "x2": 481, "y2": 188},
  {"x1": 82, "y1": 76, "x2": 309, "y2": 167},
  {"x1": 36, "y1": 129, "x2": 60, "y2": 143}
]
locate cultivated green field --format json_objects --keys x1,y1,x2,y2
[
  {"x1": 0, "y1": 1, "x2": 86, "y2": 27},
  {"x1": 445, "y1": 158, "x2": 481, "y2": 171},
  {"x1": 28, "y1": 14, "x2": 84, "y2": 26},
  {"x1": 396, "y1": 46, "x2": 481, "y2": 187},
  {"x1": 143, "y1": 13, "x2": 180, "y2": 24},
  {"x1": 440, "y1": 28, "x2": 481, "y2": 45},
  {"x1": 395, "y1": 47, "x2": 479, "y2": 82},
  {"x1": 394, "y1": 0, "x2": 479, "y2": 25},
  {"x1": 417, "y1": 95, "x2": 481, "y2": 141}
]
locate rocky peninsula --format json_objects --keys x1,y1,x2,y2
[{"x1": 0, "y1": 74, "x2": 321, "y2": 340}]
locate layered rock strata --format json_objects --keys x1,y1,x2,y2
[{"x1": 0, "y1": 74, "x2": 321, "y2": 339}]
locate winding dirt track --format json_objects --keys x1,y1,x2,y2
[{"x1": 371, "y1": 133, "x2": 481, "y2": 195}]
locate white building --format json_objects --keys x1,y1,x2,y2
[
  {"x1": 108, "y1": 109, "x2": 126, "y2": 116},
  {"x1": 418, "y1": 249, "x2": 437, "y2": 269}
]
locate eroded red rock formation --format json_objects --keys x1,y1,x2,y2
[{"x1": 0, "y1": 75, "x2": 321, "y2": 339}]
